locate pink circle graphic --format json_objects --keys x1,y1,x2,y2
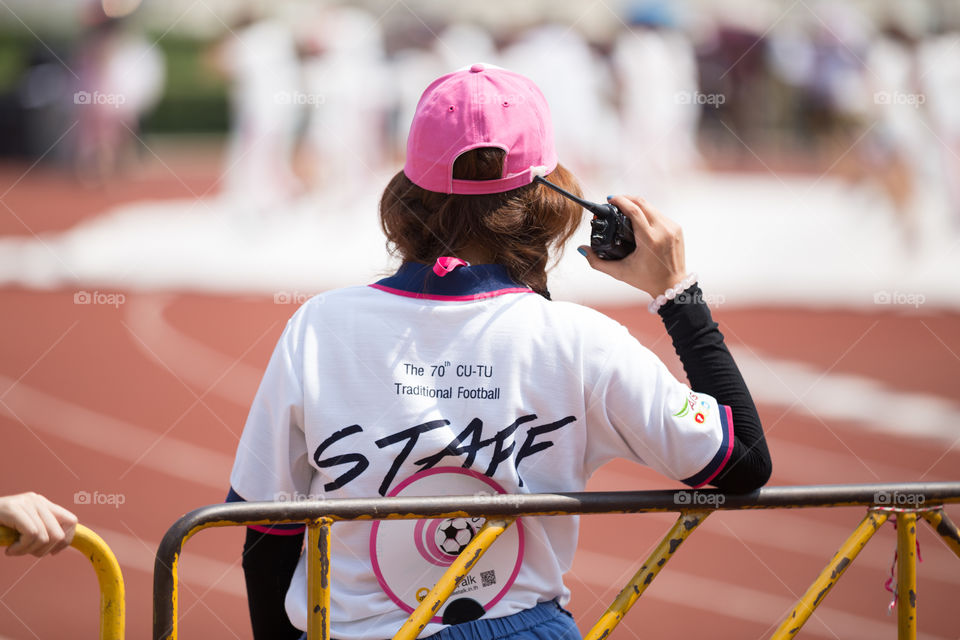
[
  {"x1": 369, "y1": 467, "x2": 525, "y2": 623},
  {"x1": 414, "y1": 518, "x2": 453, "y2": 567}
]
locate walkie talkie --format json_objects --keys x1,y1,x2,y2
[{"x1": 534, "y1": 176, "x2": 636, "y2": 260}]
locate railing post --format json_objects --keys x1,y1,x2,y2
[
  {"x1": 1, "y1": 524, "x2": 125, "y2": 640},
  {"x1": 919, "y1": 508, "x2": 960, "y2": 560},
  {"x1": 584, "y1": 509, "x2": 710, "y2": 640},
  {"x1": 392, "y1": 517, "x2": 515, "y2": 640},
  {"x1": 154, "y1": 518, "x2": 210, "y2": 640},
  {"x1": 896, "y1": 512, "x2": 918, "y2": 640},
  {"x1": 770, "y1": 510, "x2": 889, "y2": 640},
  {"x1": 307, "y1": 518, "x2": 333, "y2": 640}
]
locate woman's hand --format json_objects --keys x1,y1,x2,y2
[
  {"x1": 0, "y1": 492, "x2": 78, "y2": 557},
  {"x1": 579, "y1": 195, "x2": 688, "y2": 297}
]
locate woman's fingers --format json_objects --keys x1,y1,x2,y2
[
  {"x1": 33, "y1": 499, "x2": 70, "y2": 557},
  {"x1": 1, "y1": 493, "x2": 78, "y2": 557},
  {"x1": 4, "y1": 504, "x2": 34, "y2": 556},
  {"x1": 607, "y1": 195, "x2": 651, "y2": 229},
  {"x1": 5, "y1": 502, "x2": 46, "y2": 556},
  {"x1": 578, "y1": 245, "x2": 627, "y2": 280},
  {"x1": 31, "y1": 510, "x2": 62, "y2": 557},
  {"x1": 48, "y1": 502, "x2": 78, "y2": 555},
  {"x1": 580, "y1": 195, "x2": 687, "y2": 296}
]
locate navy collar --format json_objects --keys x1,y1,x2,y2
[{"x1": 370, "y1": 261, "x2": 533, "y2": 301}]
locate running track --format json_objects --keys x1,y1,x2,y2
[{"x1": 0, "y1": 163, "x2": 958, "y2": 639}]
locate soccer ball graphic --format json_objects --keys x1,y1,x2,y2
[{"x1": 435, "y1": 518, "x2": 479, "y2": 556}]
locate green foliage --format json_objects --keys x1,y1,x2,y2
[
  {"x1": 0, "y1": 31, "x2": 49, "y2": 92},
  {"x1": 0, "y1": 27, "x2": 229, "y2": 132}
]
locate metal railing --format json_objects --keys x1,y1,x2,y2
[
  {"x1": 153, "y1": 482, "x2": 960, "y2": 640},
  {"x1": 0, "y1": 523, "x2": 125, "y2": 640}
]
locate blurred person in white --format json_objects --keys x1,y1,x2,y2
[
  {"x1": 300, "y1": 7, "x2": 390, "y2": 192},
  {"x1": 806, "y1": 3, "x2": 873, "y2": 135},
  {"x1": 434, "y1": 23, "x2": 498, "y2": 72},
  {"x1": 612, "y1": 2, "x2": 701, "y2": 197},
  {"x1": 0, "y1": 492, "x2": 77, "y2": 557},
  {"x1": 19, "y1": 48, "x2": 74, "y2": 162},
  {"x1": 766, "y1": 13, "x2": 818, "y2": 137},
  {"x1": 770, "y1": 3, "x2": 923, "y2": 252},
  {"x1": 72, "y1": 9, "x2": 165, "y2": 185},
  {"x1": 213, "y1": 10, "x2": 302, "y2": 216},
  {"x1": 864, "y1": 15, "x2": 928, "y2": 252},
  {"x1": 501, "y1": 24, "x2": 619, "y2": 179},
  {"x1": 918, "y1": 26, "x2": 960, "y2": 230},
  {"x1": 390, "y1": 46, "x2": 444, "y2": 162}
]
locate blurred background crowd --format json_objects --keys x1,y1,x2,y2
[{"x1": 1, "y1": 0, "x2": 958, "y2": 252}]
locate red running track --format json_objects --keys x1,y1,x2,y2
[
  {"x1": 0, "y1": 160, "x2": 958, "y2": 639},
  {"x1": 0, "y1": 288, "x2": 957, "y2": 640}
]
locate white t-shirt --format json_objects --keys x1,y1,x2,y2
[{"x1": 230, "y1": 262, "x2": 732, "y2": 639}]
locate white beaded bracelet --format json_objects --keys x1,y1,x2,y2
[{"x1": 647, "y1": 272, "x2": 698, "y2": 314}]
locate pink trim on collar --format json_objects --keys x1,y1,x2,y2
[
  {"x1": 432, "y1": 256, "x2": 469, "y2": 277},
  {"x1": 369, "y1": 283, "x2": 532, "y2": 301}
]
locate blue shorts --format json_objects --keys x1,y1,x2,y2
[
  {"x1": 428, "y1": 599, "x2": 581, "y2": 640},
  {"x1": 300, "y1": 600, "x2": 581, "y2": 640}
]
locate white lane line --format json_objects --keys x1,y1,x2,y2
[
  {"x1": 570, "y1": 548, "x2": 951, "y2": 640},
  {"x1": 0, "y1": 374, "x2": 233, "y2": 490},
  {"x1": 124, "y1": 295, "x2": 264, "y2": 405},
  {"x1": 86, "y1": 524, "x2": 244, "y2": 598},
  {"x1": 766, "y1": 437, "x2": 953, "y2": 484},
  {"x1": 732, "y1": 347, "x2": 960, "y2": 443}
]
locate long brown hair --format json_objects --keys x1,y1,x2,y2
[{"x1": 379, "y1": 148, "x2": 583, "y2": 297}]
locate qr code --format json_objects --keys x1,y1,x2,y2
[{"x1": 480, "y1": 570, "x2": 496, "y2": 587}]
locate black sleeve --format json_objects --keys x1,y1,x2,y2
[
  {"x1": 657, "y1": 284, "x2": 772, "y2": 493},
  {"x1": 242, "y1": 527, "x2": 305, "y2": 640}
]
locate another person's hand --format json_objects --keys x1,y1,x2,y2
[
  {"x1": 579, "y1": 195, "x2": 688, "y2": 297},
  {"x1": 0, "y1": 492, "x2": 78, "y2": 557}
]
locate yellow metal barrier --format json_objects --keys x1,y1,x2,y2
[
  {"x1": 0, "y1": 523, "x2": 125, "y2": 640},
  {"x1": 896, "y1": 512, "x2": 918, "y2": 640},
  {"x1": 920, "y1": 508, "x2": 960, "y2": 557},
  {"x1": 393, "y1": 517, "x2": 515, "y2": 640},
  {"x1": 153, "y1": 483, "x2": 960, "y2": 640},
  {"x1": 771, "y1": 506, "x2": 960, "y2": 640},
  {"x1": 770, "y1": 510, "x2": 889, "y2": 639},
  {"x1": 307, "y1": 518, "x2": 333, "y2": 640},
  {"x1": 3, "y1": 490, "x2": 958, "y2": 638},
  {"x1": 585, "y1": 509, "x2": 710, "y2": 640}
]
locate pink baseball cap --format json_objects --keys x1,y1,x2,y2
[{"x1": 403, "y1": 63, "x2": 557, "y2": 195}]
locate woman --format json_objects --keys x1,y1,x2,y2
[{"x1": 228, "y1": 64, "x2": 771, "y2": 640}]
